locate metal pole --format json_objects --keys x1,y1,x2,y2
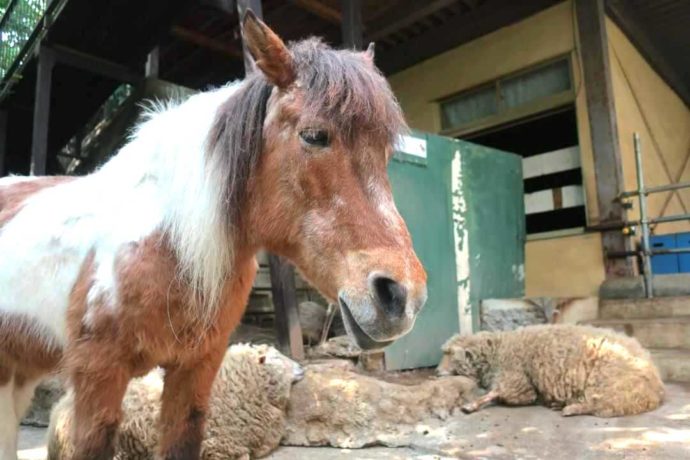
[
  {"x1": 621, "y1": 180, "x2": 690, "y2": 198},
  {"x1": 634, "y1": 132, "x2": 653, "y2": 298}
]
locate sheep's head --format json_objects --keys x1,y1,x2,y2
[
  {"x1": 255, "y1": 345, "x2": 304, "y2": 408},
  {"x1": 436, "y1": 333, "x2": 497, "y2": 388}
]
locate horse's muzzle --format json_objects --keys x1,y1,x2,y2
[{"x1": 337, "y1": 275, "x2": 427, "y2": 351}]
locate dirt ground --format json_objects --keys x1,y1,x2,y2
[{"x1": 19, "y1": 383, "x2": 690, "y2": 459}]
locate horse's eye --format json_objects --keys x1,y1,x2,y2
[{"x1": 299, "y1": 129, "x2": 330, "y2": 148}]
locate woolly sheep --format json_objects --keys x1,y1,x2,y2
[
  {"x1": 48, "y1": 344, "x2": 303, "y2": 460},
  {"x1": 437, "y1": 324, "x2": 664, "y2": 417}
]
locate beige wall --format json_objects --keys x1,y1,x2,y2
[
  {"x1": 607, "y1": 20, "x2": 690, "y2": 236},
  {"x1": 525, "y1": 233, "x2": 605, "y2": 297},
  {"x1": 388, "y1": 2, "x2": 605, "y2": 296}
]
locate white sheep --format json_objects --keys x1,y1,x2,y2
[
  {"x1": 437, "y1": 324, "x2": 665, "y2": 417},
  {"x1": 48, "y1": 344, "x2": 303, "y2": 460}
]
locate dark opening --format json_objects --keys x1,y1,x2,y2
[{"x1": 462, "y1": 106, "x2": 585, "y2": 235}]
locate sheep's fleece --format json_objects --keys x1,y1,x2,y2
[
  {"x1": 437, "y1": 324, "x2": 665, "y2": 417},
  {"x1": 48, "y1": 344, "x2": 303, "y2": 460}
]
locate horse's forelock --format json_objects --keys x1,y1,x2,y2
[{"x1": 291, "y1": 38, "x2": 408, "y2": 146}]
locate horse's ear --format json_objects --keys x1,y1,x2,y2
[
  {"x1": 241, "y1": 10, "x2": 296, "y2": 88},
  {"x1": 364, "y1": 42, "x2": 376, "y2": 62}
]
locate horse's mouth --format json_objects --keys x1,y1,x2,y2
[{"x1": 338, "y1": 297, "x2": 395, "y2": 351}]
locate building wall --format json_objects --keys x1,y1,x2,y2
[
  {"x1": 388, "y1": 1, "x2": 605, "y2": 296},
  {"x1": 607, "y1": 19, "x2": 690, "y2": 236}
]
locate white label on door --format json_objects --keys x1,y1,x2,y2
[{"x1": 395, "y1": 135, "x2": 427, "y2": 158}]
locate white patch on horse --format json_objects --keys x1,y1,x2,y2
[
  {"x1": 366, "y1": 179, "x2": 404, "y2": 241},
  {"x1": 0, "y1": 176, "x2": 37, "y2": 186},
  {"x1": 0, "y1": 378, "x2": 18, "y2": 460},
  {"x1": 0, "y1": 82, "x2": 245, "y2": 342},
  {"x1": 303, "y1": 210, "x2": 336, "y2": 239}
]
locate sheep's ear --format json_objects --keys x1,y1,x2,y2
[{"x1": 241, "y1": 10, "x2": 296, "y2": 88}]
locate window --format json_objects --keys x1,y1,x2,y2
[{"x1": 440, "y1": 57, "x2": 572, "y2": 133}]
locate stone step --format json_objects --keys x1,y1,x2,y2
[
  {"x1": 600, "y1": 296, "x2": 690, "y2": 320},
  {"x1": 650, "y1": 349, "x2": 690, "y2": 383},
  {"x1": 585, "y1": 317, "x2": 690, "y2": 349}
]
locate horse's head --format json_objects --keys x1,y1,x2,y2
[{"x1": 237, "y1": 13, "x2": 427, "y2": 350}]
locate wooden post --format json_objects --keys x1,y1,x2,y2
[
  {"x1": 341, "y1": 0, "x2": 363, "y2": 50},
  {"x1": 575, "y1": 0, "x2": 634, "y2": 277},
  {"x1": 0, "y1": 110, "x2": 7, "y2": 176},
  {"x1": 31, "y1": 47, "x2": 55, "y2": 176},
  {"x1": 237, "y1": 0, "x2": 264, "y2": 74},
  {"x1": 268, "y1": 255, "x2": 305, "y2": 360},
  {"x1": 237, "y1": 0, "x2": 305, "y2": 360}
]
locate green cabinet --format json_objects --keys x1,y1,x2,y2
[{"x1": 384, "y1": 132, "x2": 525, "y2": 370}]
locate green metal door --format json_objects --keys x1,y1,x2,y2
[{"x1": 384, "y1": 132, "x2": 524, "y2": 370}]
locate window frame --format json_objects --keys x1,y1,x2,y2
[{"x1": 438, "y1": 55, "x2": 576, "y2": 138}]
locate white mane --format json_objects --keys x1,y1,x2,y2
[{"x1": 97, "y1": 82, "x2": 243, "y2": 321}]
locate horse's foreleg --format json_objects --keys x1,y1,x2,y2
[
  {"x1": 0, "y1": 371, "x2": 18, "y2": 460},
  {"x1": 12, "y1": 376, "x2": 40, "y2": 425},
  {"x1": 69, "y1": 361, "x2": 130, "y2": 460},
  {"x1": 157, "y1": 345, "x2": 226, "y2": 460}
]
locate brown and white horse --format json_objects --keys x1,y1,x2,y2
[{"x1": 0, "y1": 12, "x2": 426, "y2": 460}]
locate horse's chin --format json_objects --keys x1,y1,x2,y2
[{"x1": 337, "y1": 297, "x2": 396, "y2": 351}]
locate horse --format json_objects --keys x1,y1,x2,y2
[{"x1": 0, "y1": 11, "x2": 427, "y2": 460}]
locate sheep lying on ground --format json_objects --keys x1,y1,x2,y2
[
  {"x1": 437, "y1": 324, "x2": 664, "y2": 417},
  {"x1": 283, "y1": 360, "x2": 479, "y2": 448},
  {"x1": 48, "y1": 344, "x2": 303, "y2": 460}
]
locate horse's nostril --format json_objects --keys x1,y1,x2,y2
[{"x1": 371, "y1": 275, "x2": 407, "y2": 317}]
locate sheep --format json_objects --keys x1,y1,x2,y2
[
  {"x1": 437, "y1": 324, "x2": 665, "y2": 417},
  {"x1": 48, "y1": 344, "x2": 303, "y2": 460}
]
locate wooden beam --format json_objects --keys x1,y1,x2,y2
[
  {"x1": 49, "y1": 45, "x2": 140, "y2": 84},
  {"x1": 606, "y1": 0, "x2": 690, "y2": 107},
  {"x1": 30, "y1": 47, "x2": 55, "y2": 176},
  {"x1": 576, "y1": 0, "x2": 634, "y2": 276},
  {"x1": 341, "y1": 0, "x2": 363, "y2": 50},
  {"x1": 377, "y1": 0, "x2": 560, "y2": 74},
  {"x1": 366, "y1": 0, "x2": 457, "y2": 42},
  {"x1": 292, "y1": 0, "x2": 341, "y2": 24},
  {"x1": 0, "y1": 110, "x2": 6, "y2": 176},
  {"x1": 171, "y1": 26, "x2": 243, "y2": 58},
  {"x1": 200, "y1": 0, "x2": 236, "y2": 14},
  {"x1": 237, "y1": 0, "x2": 264, "y2": 72},
  {"x1": 268, "y1": 255, "x2": 305, "y2": 360}
]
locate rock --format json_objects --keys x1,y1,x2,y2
[
  {"x1": 481, "y1": 298, "x2": 547, "y2": 331},
  {"x1": 21, "y1": 377, "x2": 65, "y2": 427},
  {"x1": 298, "y1": 301, "x2": 327, "y2": 345},
  {"x1": 283, "y1": 364, "x2": 479, "y2": 448},
  {"x1": 480, "y1": 297, "x2": 598, "y2": 331},
  {"x1": 306, "y1": 335, "x2": 361, "y2": 359},
  {"x1": 229, "y1": 323, "x2": 277, "y2": 345}
]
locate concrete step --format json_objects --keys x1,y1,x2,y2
[
  {"x1": 650, "y1": 349, "x2": 690, "y2": 383},
  {"x1": 600, "y1": 296, "x2": 690, "y2": 320},
  {"x1": 586, "y1": 316, "x2": 690, "y2": 349}
]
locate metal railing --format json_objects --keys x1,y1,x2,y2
[
  {"x1": 0, "y1": 0, "x2": 69, "y2": 102},
  {"x1": 608, "y1": 133, "x2": 690, "y2": 298},
  {"x1": 0, "y1": 0, "x2": 48, "y2": 80}
]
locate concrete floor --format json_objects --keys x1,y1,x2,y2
[{"x1": 19, "y1": 384, "x2": 690, "y2": 459}]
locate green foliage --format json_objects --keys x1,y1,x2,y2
[{"x1": 1, "y1": 0, "x2": 48, "y2": 81}]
